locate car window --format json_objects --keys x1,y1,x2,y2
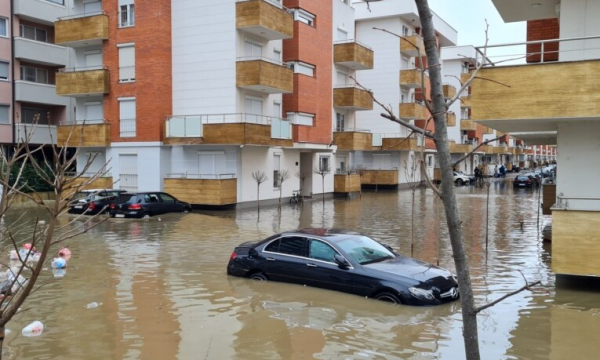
[
  {"x1": 145, "y1": 194, "x2": 161, "y2": 203},
  {"x1": 337, "y1": 236, "x2": 395, "y2": 265},
  {"x1": 265, "y1": 237, "x2": 306, "y2": 257},
  {"x1": 264, "y1": 239, "x2": 280, "y2": 253},
  {"x1": 159, "y1": 193, "x2": 176, "y2": 203},
  {"x1": 309, "y1": 240, "x2": 337, "y2": 263}
]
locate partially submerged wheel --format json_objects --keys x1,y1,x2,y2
[
  {"x1": 374, "y1": 292, "x2": 401, "y2": 304},
  {"x1": 142, "y1": 213, "x2": 151, "y2": 219},
  {"x1": 456, "y1": 179, "x2": 464, "y2": 186},
  {"x1": 249, "y1": 272, "x2": 267, "y2": 281}
]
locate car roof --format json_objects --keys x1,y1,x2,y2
[
  {"x1": 275, "y1": 228, "x2": 367, "y2": 242},
  {"x1": 79, "y1": 189, "x2": 126, "y2": 193}
]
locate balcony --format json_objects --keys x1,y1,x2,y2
[
  {"x1": 460, "y1": 96, "x2": 471, "y2": 108},
  {"x1": 236, "y1": 0, "x2": 293, "y2": 41},
  {"x1": 15, "y1": 81, "x2": 69, "y2": 107},
  {"x1": 552, "y1": 210, "x2": 600, "y2": 276},
  {"x1": 333, "y1": 131, "x2": 372, "y2": 151},
  {"x1": 14, "y1": 0, "x2": 68, "y2": 25},
  {"x1": 15, "y1": 124, "x2": 56, "y2": 145},
  {"x1": 164, "y1": 175, "x2": 237, "y2": 206},
  {"x1": 399, "y1": 102, "x2": 427, "y2": 120},
  {"x1": 400, "y1": 35, "x2": 424, "y2": 57},
  {"x1": 67, "y1": 172, "x2": 114, "y2": 191},
  {"x1": 14, "y1": 38, "x2": 67, "y2": 67},
  {"x1": 56, "y1": 68, "x2": 110, "y2": 97},
  {"x1": 491, "y1": 146, "x2": 508, "y2": 154},
  {"x1": 334, "y1": 174, "x2": 361, "y2": 194},
  {"x1": 446, "y1": 112, "x2": 456, "y2": 127},
  {"x1": 333, "y1": 41, "x2": 374, "y2": 70},
  {"x1": 163, "y1": 114, "x2": 293, "y2": 147},
  {"x1": 361, "y1": 170, "x2": 398, "y2": 186},
  {"x1": 461, "y1": 120, "x2": 477, "y2": 131},
  {"x1": 380, "y1": 136, "x2": 420, "y2": 151},
  {"x1": 333, "y1": 86, "x2": 373, "y2": 111},
  {"x1": 483, "y1": 126, "x2": 493, "y2": 134},
  {"x1": 443, "y1": 84, "x2": 457, "y2": 99},
  {"x1": 479, "y1": 145, "x2": 493, "y2": 153},
  {"x1": 399, "y1": 69, "x2": 422, "y2": 88},
  {"x1": 57, "y1": 121, "x2": 111, "y2": 147},
  {"x1": 448, "y1": 141, "x2": 472, "y2": 153},
  {"x1": 236, "y1": 58, "x2": 293, "y2": 94},
  {"x1": 55, "y1": 13, "x2": 109, "y2": 47}
]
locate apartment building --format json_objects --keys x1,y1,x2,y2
[
  {"x1": 466, "y1": 0, "x2": 596, "y2": 276},
  {"x1": 0, "y1": 0, "x2": 71, "y2": 152}
]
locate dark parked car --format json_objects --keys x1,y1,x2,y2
[
  {"x1": 110, "y1": 192, "x2": 192, "y2": 218},
  {"x1": 68, "y1": 189, "x2": 127, "y2": 215},
  {"x1": 227, "y1": 229, "x2": 459, "y2": 306},
  {"x1": 514, "y1": 174, "x2": 539, "y2": 188}
]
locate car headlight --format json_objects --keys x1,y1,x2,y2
[
  {"x1": 452, "y1": 274, "x2": 458, "y2": 283},
  {"x1": 409, "y1": 287, "x2": 435, "y2": 301}
]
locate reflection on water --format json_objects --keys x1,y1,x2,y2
[{"x1": 1, "y1": 180, "x2": 598, "y2": 359}]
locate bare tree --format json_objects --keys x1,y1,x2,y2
[
  {"x1": 0, "y1": 123, "x2": 109, "y2": 355},
  {"x1": 277, "y1": 170, "x2": 290, "y2": 211},
  {"x1": 251, "y1": 171, "x2": 268, "y2": 215},
  {"x1": 313, "y1": 161, "x2": 331, "y2": 204},
  {"x1": 295, "y1": 171, "x2": 307, "y2": 194}
]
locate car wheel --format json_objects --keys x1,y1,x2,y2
[
  {"x1": 374, "y1": 292, "x2": 402, "y2": 304},
  {"x1": 249, "y1": 272, "x2": 267, "y2": 281},
  {"x1": 142, "y1": 213, "x2": 151, "y2": 219},
  {"x1": 456, "y1": 179, "x2": 464, "y2": 186},
  {"x1": 183, "y1": 207, "x2": 191, "y2": 214}
]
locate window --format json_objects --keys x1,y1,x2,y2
[
  {"x1": 273, "y1": 102, "x2": 281, "y2": 118},
  {"x1": 0, "y1": 105, "x2": 9, "y2": 124},
  {"x1": 244, "y1": 41, "x2": 262, "y2": 59},
  {"x1": 119, "y1": 0, "x2": 135, "y2": 27},
  {"x1": 289, "y1": 61, "x2": 314, "y2": 77},
  {"x1": 309, "y1": 240, "x2": 337, "y2": 263},
  {"x1": 22, "y1": 107, "x2": 49, "y2": 124},
  {"x1": 273, "y1": 154, "x2": 281, "y2": 188},
  {"x1": 0, "y1": 62, "x2": 8, "y2": 80},
  {"x1": 373, "y1": 154, "x2": 391, "y2": 169},
  {"x1": 245, "y1": 97, "x2": 263, "y2": 123},
  {"x1": 118, "y1": 44, "x2": 135, "y2": 82},
  {"x1": 20, "y1": 25, "x2": 47, "y2": 42},
  {"x1": 336, "y1": 113, "x2": 345, "y2": 132},
  {"x1": 0, "y1": 18, "x2": 7, "y2": 38},
  {"x1": 319, "y1": 156, "x2": 330, "y2": 172},
  {"x1": 20, "y1": 66, "x2": 48, "y2": 84},
  {"x1": 45, "y1": 0, "x2": 65, "y2": 4},
  {"x1": 402, "y1": 25, "x2": 409, "y2": 37},
  {"x1": 278, "y1": 237, "x2": 307, "y2": 256},
  {"x1": 159, "y1": 193, "x2": 176, "y2": 204},
  {"x1": 336, "y1": 155, "x2": 347, "y2": 173},
  {"x1": 119, "y1": 98, "x2": 136, "y2": 137},
  {"x1": 198, "y1": 151, "x2": 226, "y2": 177},
  {"x1": 293, "y1": 9, "x2": 315, "y2": 26}
]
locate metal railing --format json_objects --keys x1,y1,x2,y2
[
  {"x1": 333, "y1": 83, "x2": 372, "y2": 92},
  {"x1": 65, "y1": 172, "x2": 112, "y2": 178},
  {"x1": 236, "y1": 0, "x2": 288, "y2": 11},
  {"x1": 333, "y1": 39, "x2": 373, "y2": 50},
  {"x1": 59, "y1": 65, "x2": 106, "y2": 73},
  {"x1": 236, "y1": 56, "x2": 290, "y2": 67},
  {"x1": 371, "y1": 133, "x2": 421, "y2": 147},
  {"x1": 166, "y1": 173, "x2": 237, "y2": 180},
  {"x1": 119, "y1": 118, "x2": 136, "y2": 138},
  {"x1": 554, "y1": 195, "x2": 600, "y2": 211},
  {"x1": 165, "y1": 113, "x2": 292, "y2": 139},
  {"x1": 118, "y1": 11, "x2": 135, "y2": 27},
  {"x1": 71, "y1": 118, "x2": 106, "y2": 125},
  {"x1": 58, "y1": 10, "x2": 106, "y2": 21}
]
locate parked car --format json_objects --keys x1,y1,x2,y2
[
  {"x1": 453, "y1": 171, "x2": 473, "y2": 185},
  {"x1": 514, "y1": 174, "x2": 539, "y2": 188},
  {"x1": 227, "y1": 229, "x2": 459, "y2": 306},
  {"x1": 110, "y1": 192, "x2": 192, "y2": 218},
  {"x1": 68, "y1": 189, "x2": 127, "y2": 215}
]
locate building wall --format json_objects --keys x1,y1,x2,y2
[
  {"x1": 0, "y1": 2, "x2": 12, "y2": 141},
  {"x1": 106, "y1": 143, "x2": 167, "y2": 192},
  {"x1": 527, "y1": 18, "x2": 560, "y2": 63},
  {"x1": 559, "y1": 0, "x2": 600, "y2": 61},
  {"x1": 103, "y1": 0, "x2": 172, "y2": 143}
]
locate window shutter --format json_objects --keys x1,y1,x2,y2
[
  {"x1": 119, "y1": 46, "x2": 135, "y2": 80},
  {"x1": 119, "y1": 0, "x2": 134, "y2": 5},
  {"x1": 119, "y1": 99, "x2": 136, "y2": 120},
  {"x1": 0, "y1": 62, "x2": 8, "y2": 80}
]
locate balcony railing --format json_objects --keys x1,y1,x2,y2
[
  {"x1": 166, "y1": 173, "x2": 237, "y2": 180},
  {"x1": 236, "y1": 57, "x2": 293, "y2": 94},
  {"x1": 236, "y1": 0, "x2": 293, "y2": 41},
  {"x1": 57, "y1": 120, "x2": 111, "y2": 147},
  {"x1": 56, "y1": 67, "x2": 110, "y2": 96},
  {"x1": 333, "y1": 85, "x2": 373, "y2": 110},
  {"x1": 55, "y1": 12, "x2": 109, "y2": 47},
  {"x1": 400, "y1": 35, "x2": 424, "y2": 57},
  {"x1": 120, "y1": 118, "x2": 136, "y2": 138},
  {"x1": 333, "y1": 40, "x2": 374, "y2": 70}
]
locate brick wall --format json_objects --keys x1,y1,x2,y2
[
  {"x1": 527, "y1": 18, "x2": 559, "y2": 63},
  {"x1": 103, "y1": 0, "x2": 172, "y2": 142},
  {"x1": 282, "y1": 0, "x2": 332, "y2": 145}
]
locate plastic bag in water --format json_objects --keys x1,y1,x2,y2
[{"x1": 22, "y1": 321, "x2": 44, "y2": 337}]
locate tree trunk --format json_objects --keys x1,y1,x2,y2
[
  {"x1": 486, "y1": 184, "x2": 491, "y2": 264},
  {"x1": 411, "y1": 188, "x2": 415, "y2": 257},
  {"x1": 257, "y1": 187, "x2": 260, "y2": 215},
  {"x1": 414, "y1": 1, "x2": 481, "y2": 359},
  {"x1": 322, "y1": 175, "x2": 325, "y2": 204}
]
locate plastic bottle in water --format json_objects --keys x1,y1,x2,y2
[
  {"x1": 51, "y1": 258, "x2": 67, "y2": 269},
  {"x1": 86, "y1": 302, "x2": 101, "y2": 309},
  {"x1": 22, "y1": 321, "x2": 44, "y2": 337}
]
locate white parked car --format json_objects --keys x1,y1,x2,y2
[{"x1": 453, "y1": 171, "x2": 472, "y2": 185}]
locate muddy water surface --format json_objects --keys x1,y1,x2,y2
[{"x1": 2, "y1": 181, "x2": 600, "y2": 360}]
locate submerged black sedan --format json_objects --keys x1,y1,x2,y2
[{"x1": 227, "y1": 229, "x2": 459, "y2": 306}]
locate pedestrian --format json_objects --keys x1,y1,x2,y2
[
  {"x1": 494, "y1": 165, "x2": 499, "y2": 178},
  {"x1": 474, "y1": 166, "x2": 482, "y2": 184}
]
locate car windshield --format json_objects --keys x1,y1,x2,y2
[
  {"x1": 336, "y1": 236, "x2": 395, "y2": 265},
  {"x1": 72, "y1": 192, "x2": 93, "y2": 201}
]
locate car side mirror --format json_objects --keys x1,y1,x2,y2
[{"x1": 334, "y1": 254, "x2": 350, "y2": 268}]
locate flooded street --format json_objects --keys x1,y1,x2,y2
[{"x1": 2, "y1": 181, "x2": 600, "y2": 360}]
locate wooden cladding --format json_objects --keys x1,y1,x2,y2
[
  {"x1": 333, "y1": 42, "x2": 374, "y2": 70},
  {"x1": 461, "y1": 120, "x2": 476, "y2": 131},
  {"x1": 400, "y1": 36, "x2": 424, "y2": 57},
  {"x1": 443, "y1": 84, "x2": 457, "y2": 99},
  {"x1": 333, "y1": 87, "x2": 373, "y2": 110},
  {"x1": 236, "y1": 60, "x2": 293, "y2": 94},
  {"x1": 448, "y1": 141, "x2": 472, "y2": 153},
  {"x1": 236, "y1": 0, "x2": 293, "y2": 40},
  {"x1": 57, "y1": 123, "x2": 111, "y2": 147},
  {"x1": 469, "y1": 60, "x2": 600, "y2": 122},
  {"x1": 542, "y1": 183, "x2": 556, "y2": 215},
  {"x1": 334, "y1": 174, "x2": 361, "y2": 193},
  {"x1": 483, "y1": 126, "x2": 494, "y2": 134},
  {"x1": 460, "y1": 96, "x2": 471, "y2": 108},
  {"x1": 163, "y1": 123, "x2": 293, "y2": 147},
  {"x1": 553, "y1": 210, "x2": 600, "y2": 276},
  {"x1": 361, "y1": 170, "x2": 398, "y2": 185},
  {"x1": 381, "y1": 137, "x2": 419, "y2": 151},
  {"x1": 56, "y1": 69, "x2": 109, "y2": 96},
  {"x1": 399, "y1": 69, "x2": 422, "y2": 88},
  {"x1": 447, "y1": 112, "x2": 456, "y2": 126},
  {"x1": 68, "y1": 176, "x2": 113, "y2": 191},
  {"x1": 164, "y1": 178, "x2": 237, "y2": 206},
  {"x1": 399, "y1": 102, "x2": 427, "y2": 120},
  {"x1": 490, "y1": 146, "x2": 508, "y2": 154},
  {"x1": 333, "y1": 132, "x2": 372, "y2": 151},
  {"x1": 55, "y1": 14, "x2": 108, "y2": 45}
]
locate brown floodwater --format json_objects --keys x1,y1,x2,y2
[{"x1": 2, "y1": 180, "x2": 600, "y2": 360}]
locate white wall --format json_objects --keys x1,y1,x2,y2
[
  {"x1": 172, "y1": 0, "x2": 237, "y2": 115},
  {"x1": 559, "y1": 0, "x2": 600, "y2": 61},
  {"x1": 440, "y1": 59, "x2": 464, "y2": 144},
  {"x1": 169, "y1": 145, "x2": 238, "y2": 177},
  {"x1": 106, "y1": 143, "x2": 166, "y2": 192}
]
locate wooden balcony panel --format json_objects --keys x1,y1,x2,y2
[
  {"x1": 334, "y1": 42, "x2": 374, "y2": 70},
  {"x1": 236, "y1": 0, "x2": 293, "y2": 40},
  {"x1": 483, "y1": 126, "x2": 494, "y2": 134},
  {"x1": 460, "y1": 73, "x2": 472, "y2": 84},
  {"x1": 478, "y1": 145, "x2": 493, "y2": 153},
  {"x1": 202, "y1": 124, "x2": 292, "y2": 147},
  {"x1": 400, "y1": 36, "x2": 424, "y2": 57},
  {"x1": 553, "y1": 210, "x2": 600, "y2": 276},
  {"x1": 399, "y1": 69, "x2": 422, "y2": 88},
  {"x1": 333, "y1": 87, "x2": 373, "y2": 111},
  {"x1": 542, "y1": 183, "x2": 556, "y2": 215},
  {"x1": 399, "y1": 103, "x2": 427, "y2": 120},
  {"x1": 447, "y1": 112, "x2": 456, "y2": 126},
  {"x1": 461, "y1": 120, "x2": 476, "y2": 131},
  {"x1": 443, "y1": 84, "x2": 457, "y2": 99},
  {"x1": 68, "y1": 176, "x2": 113, "y2": 191},
  {"x1": 57, "y1": 123, "x2": 111, "y2": 147},
  {"x1": 334, "y1": 174, "x2": 361, "y2": 193},
  {"x1": 460, "y1": 96, "x2": 472, "y2": 108},
  {"x1": 236, "y1": 60, "x2": 293, "y2": 94},
  {"x1": 448, "y1": 142, "x2": 472, "y2": 153},
  {"x1": 56, "y1": 69, "x2": 110, "y2": 96},
  {"x1": 361, "y1": 170, "x2": 398, "y2": 185},
  {"x1": 381, "y1": 137, "x2": 418, "y2": 151},
  {"x1": 333, "y1": 132, "x2": 372, "y2": 151},
  {"x1": 55, "y1": 14, "x2": 108, "y2": 46},
  {"x1": 164, "y1": 178, "x2": 237, "y2": 206}
]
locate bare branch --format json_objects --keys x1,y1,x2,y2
[
  {"x1": 475, "y1": 280, "x2": 542, "y2": 314},
  {"x1": 452, "y1": 135, "x2": 506, "y2": 168}
]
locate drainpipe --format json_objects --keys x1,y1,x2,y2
[{"x1": 9, "y1": 0, "x2": 16, "y2": 155}]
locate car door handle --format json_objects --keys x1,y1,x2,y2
[
  {"x1": 266, "y1": 257, "x2": 276, "y2": 261},
  {"x1": 306, "y1": 263, "x2": 317, "y2": 268}
]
